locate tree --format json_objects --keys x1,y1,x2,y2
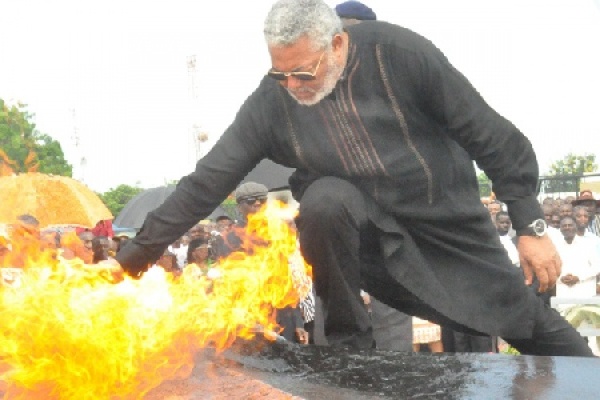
[
  {"x1": 547, "y1": 153, "x2": 597, "y2": 176},
  {"x1": 477, "y1": 171, "x2": 492, "y2": 198},
  {"x1": 541, "y1": 153, "x2": 598, "y2": 194},
  {"x1": 98, "y1": 184, "x2": 145, "y2": 218},
  {"x1": 0, "y1": 98, "x2": 72, "y2": 176}
]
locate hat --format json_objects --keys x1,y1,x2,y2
[
  {"x1": 335, "y1": 1, "x2": 377, "y2": 21},
  {"x1": 571, "y1": 190, "x2": 600, "y2": 207},
  {"x1": 235, "y1": 182, "x2": 269, "y2": 202}
]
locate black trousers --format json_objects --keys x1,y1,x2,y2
[{"x1": 296, "y1": 177, "x2": 592, "y2": 356}]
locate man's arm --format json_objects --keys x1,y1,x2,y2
[
  {"x1": 416, "y1": 44, "x2": 558, "y2": 290},
  {"x1": 115, "y1": 92, "x2": 272, "y2": 275}
]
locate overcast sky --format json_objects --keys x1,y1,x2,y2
[{"x1": 1, "y1": 0, "x2": 599, "y2": 192}]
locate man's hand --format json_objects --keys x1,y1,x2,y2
[
  {"x1": 96, "y1": 259, "x2": 126, "y2": 283},
  {"x1": 518, "y1": 235, "x2": 562, "y2": 292}
]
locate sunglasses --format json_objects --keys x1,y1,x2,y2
[
  {"x1": 267, "y1": 51, "x2": 325, "y2": 81},
  {"x1": 239, "y1": 196, "x2": 268, "y2": 205}
]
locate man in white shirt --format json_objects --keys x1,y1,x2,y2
[
  {"x1": 496, "y1": 211, "x2": 519, "y2": 267},
  {"x1": 555, "y1": 216, "x2": 600, "y2": 299}
]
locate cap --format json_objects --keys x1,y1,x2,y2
[
  {"x1": 235, "y1": 182, "x2": 268, "y2": 202},
  {"x1": 335, "y1": 1, "x2": 376, "y2": 21}
]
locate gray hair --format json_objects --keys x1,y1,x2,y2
[{"x1": 264, "y1": 0, "x2": 343, "y2": 50}]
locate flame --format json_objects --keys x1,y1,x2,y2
[{"x1": 0, "y1": 201, "x2": 311, "y2": 399}]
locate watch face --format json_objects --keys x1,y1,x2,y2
[{"x1": 533, "y1": 219, "x2": 546, "y2": 235}]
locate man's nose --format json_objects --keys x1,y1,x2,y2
[{"x1": 281, "y1": 76, "x2": 304, "y2": 89}]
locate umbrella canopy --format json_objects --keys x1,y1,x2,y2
[
  {"x1": 0, "y1": 173, "x2": 113, "y2": 228},
  {"x1": 114, "y1": 186, "x2": 177, "y2": 230},
  {"x1": 241, "y1": 159, "x2": 295, "y2": 191}
]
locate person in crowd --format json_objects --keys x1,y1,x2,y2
[
  {"x1": 542, "y1": 204, "x2": 563, "y2": 246},
  {"x1": 572, "y1": 190, "x2": 600, "y2": 237},
  {"x1": 573, "y1": 205, "x2": 600, "y2": 257},
  {"x1": 91, "y1": 219, "x2": 114, "y2": 239},
  {"x1": 91, "y1": 235, "x2": 110, "y2": 264},
  {"x1": 486, "y1": 200, "x2": 503, "y2": 224},
  {"x1": 115, "y1": 0, "x2": 592, "y2": 356},
  {"x1": 215, "y1": 215, "x2": 234, "y2": 235},
  {"x1": 412, "y1": 317, "x2": 443, "y2": 353},
  {"x1": 168, "y1": 236, "x2": 188, "y2": 269},
  {"x1": 155, "y1": 249, "x2": 181, "y2": 276},
  {"x1": 558, "y1": 203, "x2": 573, "y2": 219},
  {"x1": 335, "y1": 0, "x2": 376, "y2": 26},
  {"x1": 187, "y1": 224, "x2": 205, "y2": 241},
  {"x1": 550, "y1": 212, "x2": 562, "y2": 230},
  {"x1": 186, "y1": 237, "x2": 214, "y2": 269},
  {"x1": 496, "y1": 211, "x2": 519, "y2": 267},
  {"x1": 555, "y1": 216, "x2": 600, "y2": 299},
  {"x1": 564, "y1": 195, "x2": 576, "y2": 205}
]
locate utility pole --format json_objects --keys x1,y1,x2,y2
[
  {"x1": 70, "y1": 109, "x2": 87, "y2": 182},
  {"x1": 187, "y1": 55, "x2": 209, "y2": 164}
]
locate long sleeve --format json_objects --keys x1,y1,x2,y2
[
  {"x1": 416, "y1": 43, "x2": 543, "y2": 230},
  {"x1": 115, "y1": 89, "x2": 274, "y2": 275}
]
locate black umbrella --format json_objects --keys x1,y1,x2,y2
[
  {"x1": 241, "y1": 159, "x2": 295, "y2": 191},
  {"x1": 114, "y1": 186, "x2": 177, "y2": 230}
]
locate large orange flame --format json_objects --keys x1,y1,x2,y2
[{"x1": 0, "y1": 201, "x2": 311, "y2": 399}]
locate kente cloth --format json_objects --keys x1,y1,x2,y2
[{"x1": 117, "y1": 21, "x2": 544, "y2": 338}]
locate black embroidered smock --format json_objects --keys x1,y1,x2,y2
[{"x1": 117, "y1": 21, "x2": 544, "y2": 339}]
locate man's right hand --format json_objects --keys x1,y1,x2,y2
[
  {"x1": 518, "y1": 235, "x2": 562, "y2": 292},
  {"x1": 96, "y1": 259, "x2": 125, "y2": 283}
]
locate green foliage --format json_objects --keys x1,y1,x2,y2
[
  {"x1": 548, "y1": 153, "x2": 597, "y2": 176},
  {"x1": 477, "y1": 171, "x2": 492, "y2": 197},
  {"x1": 0, "y1": 98, "x2": 72, "y2": 176},
  {"x1": 98, "y1": 184, "x2": 144, "y2": 217},
  {"x1": 542, "y1": 153, "x2": 598, "y2": 194},
  {"x1": 220, "y1": 196, "x2": 238, "y2": 220}
]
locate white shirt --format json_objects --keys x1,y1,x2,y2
[
  {"x1": 168, "y1": 244, "x2": 188, "y2": 268},
  {"x1": 555, "y1": 236, "x2": 600, "y2": 298},
  {"x1": 499, "y1": 234, "x2": 519, "y2": 267}
]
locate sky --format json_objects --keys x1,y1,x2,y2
[{"x1": 1, "y1": 0, "x2": 599, "y2": 192}]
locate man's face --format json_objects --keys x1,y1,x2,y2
[
  {"x1": 237, "y1": 195, "x2": 268, "y2": 217},
  {"x1": 188, "y1": 225, "x2": 204, "y2": 240},
  {"x1": 550, "y1": 214, "x2": 561, "y2": 229},
  {"x1": 268, "y1": 35, "x2": 344, "y2": 106},
  {"x1": 487, "y1": 203, "x2": 502, "y2": 220},
  {"x1": 496, "y1": 215, "x2": 511, "y2": 235},
  {"x1": 560, "y1": 217, "x2": 576, "y2": 242},
  {"x1": 542, "y1": 205, "x2": 555, "y2": 225},
  {"x1": 558, "y1": 204, "x2": 573, "y2": 217},
  {"x1": 217, "y1": 219, "x2": 233, "y2": 233},
  {"x1": 574, "y1": 208, "x2": 589, "y2": 230},
  {"x1": 79, "y1": 232, "x2": 94, "y2": 249},
  {"x1": 581, "y1": 200, "x2": 597, "y2": 219}
]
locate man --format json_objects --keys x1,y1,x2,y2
[
  {"x1": 573, "y1": 205, "x2": 600, "y2": 258},
  {"x1": 116, "y1": 0, "x2": 591, "y2": 356},
  {"x1": 486, "y1": 200, "x2": 503, "y2": 224},
  {"x1": 572, "y1": 190, "x2": 600, "y2": 237},
  {"x1": 213, "y1": 182, "x2": 311, "y2": 344},
  {"x1": 212, "y1": 182, "x2": 270, "y2": 258},
  {"x1": 496, "y1": 211, "x2": 519, "y2": 267},
  {"x1": 555, "y1": 216, "x2": 600, "y2": 299}
]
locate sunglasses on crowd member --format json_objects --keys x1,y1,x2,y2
[
  {"x1": 267, "y1": 51, "x2": 325, "y2": 81},
  {"x1": 238, "y1": 195, "x2": 268, "y2": 205}
]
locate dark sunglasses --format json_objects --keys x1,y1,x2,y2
[
  {"x1": 239, "y1": 196, "x2": 268, "y2": 205},
  {"x1": 267, "y1": 50, "x2": 325, "y2": 81}
]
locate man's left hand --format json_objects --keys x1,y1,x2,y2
[{"x1": 518, "y1": 235, "x2": 562, "y2": 292}]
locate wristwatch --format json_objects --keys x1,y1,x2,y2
[{"x1": 516, "y1": 218, "x2": 547, "y2": 237}]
